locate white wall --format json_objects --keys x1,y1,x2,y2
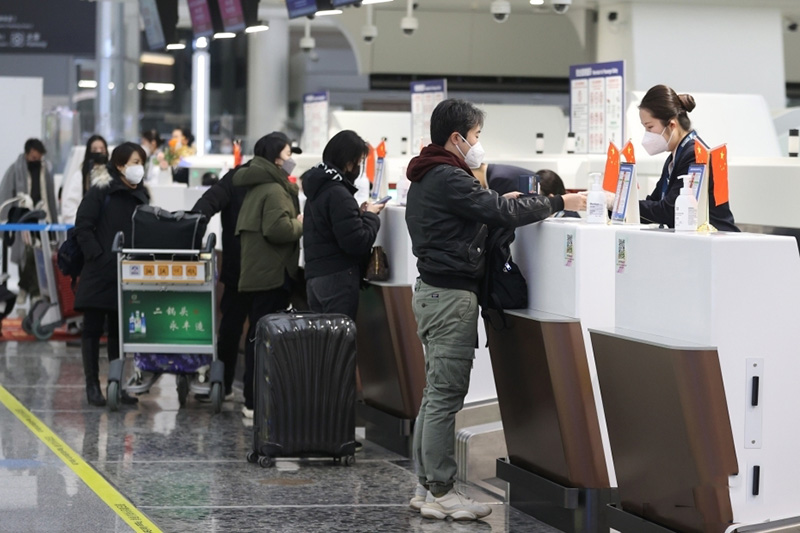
[
  {"x1": 598, "y1": 4, "x2": 786, "y2": 109},
  {"x1": 0, "y1": 77, "x2": 43, "y2": 172}
]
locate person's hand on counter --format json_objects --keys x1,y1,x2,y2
[
  {"x1": 578, "y1": 190, "x2": 616, "y2": 210},
  {"x1": 563, "y1": 193, "x2": 587, "y2": 211}
]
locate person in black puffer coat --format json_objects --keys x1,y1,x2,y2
[
  {"x1": 302, "y1": 130, "x2": 385, "y2": 320},
  {"x1": 74, "y1": 142, "x2": 150, "y2": 407}
]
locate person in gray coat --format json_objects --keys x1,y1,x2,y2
[{"x1": 0, "y1": 139, "x2": 59, "y2": 300}]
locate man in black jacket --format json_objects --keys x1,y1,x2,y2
[
  {"x1": 192, "y1": 162, "x2": 249, "y2": 400},
  {"x1": 405, "y1": 99, "x2": 586, "y2": 521}
]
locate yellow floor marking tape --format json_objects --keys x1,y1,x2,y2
[{"x1": 0, "y1": 385, "x2": 162, "y2": 533}]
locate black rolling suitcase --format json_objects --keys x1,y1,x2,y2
[{"x1": 247, "y1": 312, "x2": 357, "y2": 468}]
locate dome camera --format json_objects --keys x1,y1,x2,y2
[
  {"x1": 362, "y1": 24, "x2": 378, "y2": 43},
  {"x1": 550, "y1": 0, "x2": 572, "y2": 14},
  {"x1": 490, "y1": 0, "x2": 511, "y2": 23},
  {"x1": 401, "y1": 16, "x2": 418, "y2": 36},
  {"x1": 299, "y1": 35, "x2": 315, "y2": 53}
]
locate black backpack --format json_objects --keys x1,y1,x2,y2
[
  {"x1": 479, "y1": 226, "x2": 528, "y2": 330},
  {"x1": 57, "y1": 194, "x2": 110, "y2": 282}
]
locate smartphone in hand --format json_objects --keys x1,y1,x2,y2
[{"x1": 375, "y1": 196, "x2": 392, "y2": 205}]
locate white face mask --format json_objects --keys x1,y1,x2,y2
[
  {"x1": 456, "y1": 135, "x2": 485, "y2": 169},
  {"x1": 282, "y1": 158, "x2": 297, "y2": 176},
  {"x1": 125, "y1": 164, "x2": 145, "y2": 185},
  {"x1": 641, "y1": 124, "x2": 675, "y2": 156}
]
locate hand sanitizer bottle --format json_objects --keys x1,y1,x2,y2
[
  {"x1": 140, "y1": 312, "x2": 147, "y2": 335},
  {"x1": 134, "y1": 311, "x2": 141, "y2": 334},
  {"x1": 674, "y1": 182, "x2": 697, "y2": 231},
  {"x1": 586, "y1": 173, "x2": 607, "y2": 224}
]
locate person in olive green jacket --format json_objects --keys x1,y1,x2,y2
[{"x1": 233, "y1": 131, "x2": 303, "y2": 416}]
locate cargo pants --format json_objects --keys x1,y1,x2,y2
[{"x1": 411, "y1": 278, "x2": 479, "y2": 497}]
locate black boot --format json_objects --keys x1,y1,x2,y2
[
  {"x1": 120, "y1": 389, "x2": 139, "y2": 405},
  {"x1": 82, "y1": 337, "x2": 106, "y2": 407}
]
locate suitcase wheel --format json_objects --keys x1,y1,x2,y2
[
  {"x1": 258, "y1": 456, "x2": 274, "y2": 468},
  {"x1": 246, "y1": 451, "x2": 258, "y2": 464},
  {"x1": 344, "y1": 455, "x2": 355, "y2": 467}
]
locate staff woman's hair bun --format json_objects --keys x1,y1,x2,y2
[{"x1": 678, "y1": 94, "x2": 696, "y2": 113}]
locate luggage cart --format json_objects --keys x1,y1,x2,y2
[
  {"x1": 109, "y1": 231, "x2": 224, "y2": 413},
  {"x1": 24, "y1": 219, "x2": 82, "y2": 340},
  {"x1": 0, "y1": 206, "x2": 81, "y2": 340}
]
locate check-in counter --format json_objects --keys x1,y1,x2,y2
[
  {"x1": 487, "y1": 218, "x2": 623, "y2": 532},
  {"x1": 591, "y1": 229, "x2": 800, "y2": 533},
  {"x1": 355, "y1": 205, "x2": 499, "y2": 456}
]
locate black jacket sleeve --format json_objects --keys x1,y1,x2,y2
[
  {"x1": 328, "y1": 188, "x2": 381, "y2": 257},
  {"x1": 441, "y1": 167, "x2": 559, "y2": 228},
  {"x1": 639, "y1": 144, "x2": 694, "y2": 226},
  {"x1": 192, "y1": 173, "x2": 233, "y2": 219},
  {"x1": 75, "y1": 188, "x2": 105, "y2": 262}
]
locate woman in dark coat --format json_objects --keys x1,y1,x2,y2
[{"x1": 74, "y1": 142, "x2": 150, "y2": 406}]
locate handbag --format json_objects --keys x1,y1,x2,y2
[
  {"x1": 365, "y1": 246, "x2": 389, "y2": 282},
  {"x1": 131, "y1": 205, "x2": 208, "y2": 250}
]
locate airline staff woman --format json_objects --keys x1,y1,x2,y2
[{"x1": 638, "y1": 84, "x2": 738, "y2": 231}]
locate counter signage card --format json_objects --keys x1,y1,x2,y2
[
  {"x1": 411, "y1": 79, "x2": 447, "y2": 155},
  {"x1": 686, "y1": 163, "x2": 710, "y2": 227},
  {"x1": 611, "y1": 163, "x2": 638, "y2": 224},
  {"x1": 564, "y1": 232, "x2": 575, "y2": 267},
  {"x1": 616, "y1": 237, "x2": 627, "y2": 274},
  {"x1": 217, "y1": 0, "x2": 246, "y2": 33},
  {"x1": 569, "y1": 61, "x2": 625, "y2": 154},
  {"x1": 187, "y1": 0, "x2": 214, "y2": 37},
  {"x1": 302, "y1": 91, "x2": 330, "y2": 155}
]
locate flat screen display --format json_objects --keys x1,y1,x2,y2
[
  {"x1": 286, "y1": 0, "x2": 317, "y2": 19},
  {"x1": 331, "y1": 0, "x2": 362, "y2": 6}
]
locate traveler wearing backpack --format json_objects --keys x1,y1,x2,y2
[
  {"x1": 404, "y1": 99, "x2": 586, "y2": 521},
  {"x1": 74, "y1": 142, "x2": 150, "y2": 407}
]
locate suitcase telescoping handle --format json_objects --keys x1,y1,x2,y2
[
  {"x1": 203, "y1": 233, "x2": 215, "y2": 253},
  {"x1": 112, "y1": 231, "x2": 125, "y2": 253}
]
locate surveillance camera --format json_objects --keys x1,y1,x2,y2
[
  {"x1": 608, "y1": 11, "x2": 618, "y2": 22},
  {"x1": 299, "y1": 36, "x2": 315, "y2": 53},
  {"x1": 550, "y1": 0, "x2": 572, "y2": 14},
  {"x1": 362, "y1": 24, "x2": 378, "y2": 43},
  {"x1": 401, "y1": 16, "x2": 418, "y2": 36},
  {"x1": 490, "y1": 0, "x2": 510, "y2": 23},
  {"x1": 788, "y1": 21, "x2": 799, "y2": 32}
]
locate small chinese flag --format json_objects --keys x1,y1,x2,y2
[
  {"x1": 711, "y1": 144, "x2": 729, "y2": 206},
  {"x1": 366, "y1": 144, "x2": 376, "y2": 183},
  {"x1": 603, "y1": 142, "x2": 620, "y2": 192},
  {"x1": 621, "y1": 139, "x2": 636, "y2": 164},
  {"x1": 695, "y1": 140, "x2": 709, "y2": 165}
]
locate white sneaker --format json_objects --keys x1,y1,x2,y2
[
  {"x1": 224, "y1": 392, "x2": 234, "y2": 402},
  {"x1": 241, "y1": 406, "x2": 254, "y2": 419},
  {"x1": 409, "y1": 484, "x2": 432, "y2": 511},
  {"x1": 420, "y1": 488, "x2": 492, "y2": 521}
]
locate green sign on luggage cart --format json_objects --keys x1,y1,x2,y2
[{"x1": 121, "y1": 291, "x2": 213, "y2": 345}]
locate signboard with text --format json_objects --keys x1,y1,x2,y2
[
  {"x1": 302, "y1": 91, "x2": 330, "y2": 155},
  {"x1": 217, "y1": 0, "x2": 245, "y2": 33},
  {"x1": 188, "y1": 0, "x2": 214, "y2": 38},
  {"x1": 569, "y1": 61, "x2": 625, "y2": 154},
  {"x1": 122, "y1": 291, "x2": 213, "y2": 346},
  {"x1": 286, "y1": 0, "x2": 317, "y2": 19},
  {"x1": 410, "y1": 79, "x2": 447, "y2": 155},
  {"x1": 0, "y1": 1, "x2": 95, "y2": 54}
]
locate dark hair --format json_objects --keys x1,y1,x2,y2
[
  {"x1": 174, "y1": 127, "x2": 194, "y2": 147},
  {"x1": 429, "y1": 99, "x2": 485, "y2": 147},
  {"x1": 109, "y1": 142, "x2": 147, "y2": 177},
  {"x1": 141, "y1": 129, "x2": 163, "y2": 148},
  {"x1": 323, "y1": 130, "x2": 369, "y2": 172},
  {"x1": 537, "y1": 169, "x2": 566, "y2": 196},
  {"x1": 639, "y1": 84, "x2": 696, "y2": 130},
  {"x1": 82, "y1": 134, "x2": 109, "y2": 187},
  {"x1": 254, "y1": 132, "x2": 290, "y2": 163},
  {"x1": 24, "y1": 138, "x2": 46, "y2": 155}
]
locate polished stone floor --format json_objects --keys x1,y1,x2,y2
[{"x1": 0, "y1": 341, "x2": 560, "y2": 533}]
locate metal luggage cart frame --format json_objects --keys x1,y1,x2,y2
[
  {"x1": 109, "y1": 231, "x2": 224, "y2": 413},
  {"x1": 0, "y1": 216, "x2": 81, "y2": 340}
]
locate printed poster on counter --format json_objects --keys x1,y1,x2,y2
[
  {"x1": 569, "y1": 61, "x2": 624, "y2": 154},
  {"x1": 411, "y1": 79, "x2": 447, "y2": 155},
  {"x1": 302, "y1": 91, "x2": 330, "y2": 155}
]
